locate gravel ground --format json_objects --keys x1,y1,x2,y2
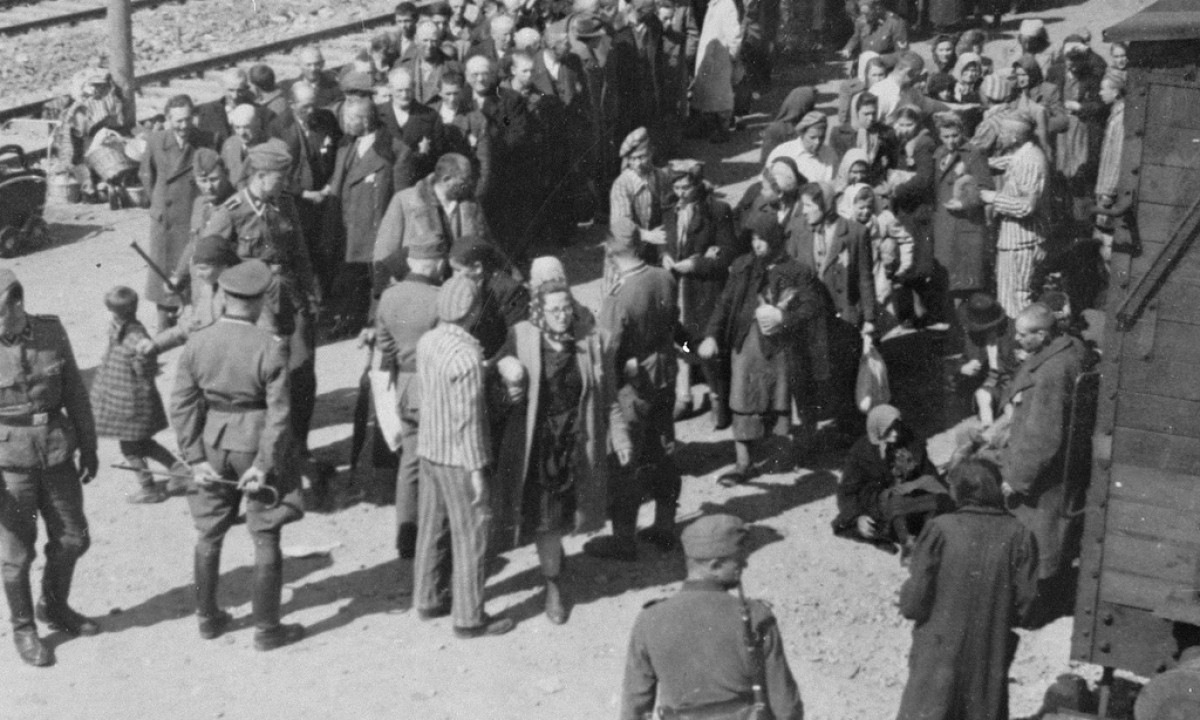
[
  {"x1": 0, "y1": 0, "x2": 393, "y2": 108},
  {"x1": 0, "y1": 0, "x2": 1158, "y2": 718}
]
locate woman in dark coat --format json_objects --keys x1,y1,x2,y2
[
  {"x1": 896, "y1": 459, "x2": 1039, "y2": 720},
  {"x1": 494, "y1": 278, "x2": 630, "y2": 624},
  {"x1": 699, "y1": 213, "x2": 821, "y2": 485},
  {"x1": 931, "y1": 112, "x2": 994, "y2": 310},
  {"x1": 833, "y1": 404, "x2": 948, "y2": 550}
]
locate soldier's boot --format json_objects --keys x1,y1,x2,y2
[
  {"x1": 251, "y1": 539, "x2": 304, "y2": 651},
  {"x1": 195, "y1": 545, "x2": 231, "y2": 640},
  {"x1": 37, "y1": 557, "x2": 99, "y2": 637},
  {"x1": 637, "y1": 500, "x2": 679, "y2": 552},
  {"x1": 5, "y1": 576, "x2": 51, "y2": 667}
]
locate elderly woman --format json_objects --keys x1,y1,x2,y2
[
  {"x1": 494, "y1": 276, "x2": 630, "y2": 624},
  {"x1": 699, "y1": 213, "x2": 821, "y2": 484},
  {"x1": 832, "y1": 404, "x2": 948, "y2": 552},
  {"x1": 766, "y1": 111, "x2": 838, "y2": 185}
]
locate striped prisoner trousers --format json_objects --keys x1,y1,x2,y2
[
  {"x1": 414, "y1": 459, "x2": 490, "y2": 628},
  {"x1": 995, "y1": 241, "x2": 1044, "y2": 320}
]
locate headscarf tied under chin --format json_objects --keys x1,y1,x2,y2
[
  {"x1": 835, "y1": 147, "x2": 871, "y2": 190},
  {"x1": 837, "y1": 182, "x2": 873, "y2": 222},
  {"x1": 530, "y1": 277, "x2": 576, "y2": 345},
  {"x1": 866, "y1": 403, "x2": 902, "y2": 446}
]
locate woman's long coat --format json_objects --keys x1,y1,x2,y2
[
  {"x1": 492, "y1": 320, "x2": 631, "y2": 551},
  {"x1": 932, "y1": 143, "x2": 994, "y2": 292},
  {"x1": 896, "y1": 506, "x2": 1039, "y2": 720}
]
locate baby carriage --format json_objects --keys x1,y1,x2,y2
[{"x1": 0, "y1": 145, "x2": 50, "y2": 258}]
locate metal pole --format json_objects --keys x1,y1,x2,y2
[{"x1": 107, "y1": 0, "x2": 136, "y2": 122}]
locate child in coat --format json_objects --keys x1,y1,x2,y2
[{"x1": 90, "y1": 286, "x2": 187, "y2": 503}]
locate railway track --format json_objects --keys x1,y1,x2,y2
[
  {"x1": 0, "y1": 9, "x2": 395, "y2": 132},
  {"x1": 0, "y1": 0, "x2": 184, "y2": 37}
]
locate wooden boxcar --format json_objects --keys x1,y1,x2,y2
[{"x1": 1073, "y1": 0, "x2": 1200, "y2": 702}]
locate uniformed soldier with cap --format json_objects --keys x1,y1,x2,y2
[
  {"x1": 0, "y1": 269, "x2": 100, "y2": 667},
  {"x1": 620, "y1": 514, "x2": 805, "y2": 720},
  {"x1": 170, "y1": 259, "x2": 305, "y2": 650},
  {"x1": 201, "y1": 138, "x2": 319, "y2": 458}
]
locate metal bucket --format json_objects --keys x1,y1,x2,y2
[{"x1": 47, "y1": 173, "x2": 80, "y2": 204}]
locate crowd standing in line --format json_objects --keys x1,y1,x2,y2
[{"x1": 11, "y1": 1, "x2": 1119, "y2": 718}]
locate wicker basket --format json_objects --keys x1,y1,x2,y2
[{"x1": 85, "y1": 142, "x2": 135, "y2": 181}]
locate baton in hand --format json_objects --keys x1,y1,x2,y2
[{"x1": 130, "y1": 241, "x2": 184, "y2": 297}]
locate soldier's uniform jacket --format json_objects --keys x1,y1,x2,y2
[
  {"x1": 0, "y1": 315, "x2": 96, "y2": 470},
  {"x1": 621, "y1": 579, "x2": 805, "y2": 720},
  {"x1": 170, "y1": 316, "x2": 292, "y2": 477},
  {"x1": 201, "y1": 188, "x2": 316, "y2": 312}
]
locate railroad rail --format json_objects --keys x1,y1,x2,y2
[
  {"x1": 0, "y1": 0, "x2": 182, "y2": 37},
  {"x1": 0, "y1": 10, "x2": 395, "y2": 125}
]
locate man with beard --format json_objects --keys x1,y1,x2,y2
[
  {"x1": 270, "y1": 81, "x2": 341, "y2": 300},
  {"x1": 979, "y1": 112, "x2": 1048, "y2": 319}
]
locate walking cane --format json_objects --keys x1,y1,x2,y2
[{"x1": 110, "y1": 464, "x2": 281, "y2": 508}]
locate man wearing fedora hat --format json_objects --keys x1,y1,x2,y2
[
  {"x1": 620, "y1": 513, "x2": 804, "y2": 720},
  {"x1": 955, "y1": 292, "x2": 1018, "y2": 426},
  {"x1": 171, "y1": 259, "x2": 306, "y2": 650}
]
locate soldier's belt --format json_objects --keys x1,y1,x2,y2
[
  {"x1": 205, "y1": 400, "x2": 267, "y2": 413},
  {"x1": 658, "y1": 696, "x2": 757, "y2": 720},
  {"x1": 0, "y1": 412, "x2": 52, "y2": 427}
]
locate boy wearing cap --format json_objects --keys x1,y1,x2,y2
[
  {"x1": 413, "y1": 275, "x2": 515, "y2": 638},
  {"x1": 171, "y1": 259, "x2": 305, "y2": 650},
  {"x1": 621, "y1": 513, "x2": 804, "y2": 720},
  {"x1": 0, "y1": 270, "x2": 100, "y2": 666}
]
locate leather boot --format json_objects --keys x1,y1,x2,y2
[
  {"x1": 38, "y1": 557, "x2": 99, "y2": 636},
  {"x1": 194, "y1": 545, "x2": 230, "y2": 639},
  {"x1": 711, "y1": 395, "x2": 732, "y2": 431},
  {"x1": 543, "y1": 576, "x2": 568, "y2": 625},
  {"x1": 5, "y1": 576, "x2": 51, "y2": 667},
  {"x1": 251, "y1": 545, "x2": 303, "y2": 651}
]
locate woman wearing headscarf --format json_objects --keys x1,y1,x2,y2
[
  {"x1": 895, "y1": 459, "x2": 1038, "y2": 720},
  {"x1": 493, "y1": 276, "x2": 630, "y2": 624},
  {"x1": 698, "y1": 213, "x2": 822, "y2": 484},
  {"x1": 828, "y1": 93, "x2": 894, "y2": 185},
  {"x1": 766, "y1": 110, "x2": 839, "y2": 185},
  {"x1": 832, "y1": 404, "x2": 948, "y2": 551},
  {"x1": 734, "y1": 157, "x2": 806, "y2": 258},
  {"x1": 759, "y1": 86, "x2": 817, "y2": 164},
  {"x1": 971, "y1": 54, "x2": 1063, "y2": 156},
  {"x1": 945, "y1": 52, "x2": 987, "y2": 136},
  {"x1": 932, "y1": 111, "x2": 993, "y2": 320}
]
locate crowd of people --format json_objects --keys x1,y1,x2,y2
[{"x1": 4, "y1": 0, "x2": 1125, "y2": 718}]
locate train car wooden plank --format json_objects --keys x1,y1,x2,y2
[
  {"x1": 1112, "y1": 426, "x2": 1200, "y2": 476},
  {"x1": 1120, "y1": 317, "x2": 1200, "y2": 362},
  {"x1": 1138, "y1": 164, "x2": 1200, "y2": 212},
  {"x1": 1109, "y1": 463, "x2": 1200, "y2": 510},
  {"x1": 1102, "y1": 533, "x2": 1198, "y2": 587},
  {"x1": 1088, "y1": 602, "x2": 1177, "y2": 677},
  {"x1": 1119, "y1": 358, "x2": 1200, "y2": 403},
  {"x1": 1146, "y1": 78, "x2": 1200, "y2": 131},
  {"x1": 1115, "y1": 392, "x2": 1200, "y2": 440},
  {"x1": 1099, "y1": 570, "x2": 1189, "y2": 611},
  {"x1": 1136, "y1": 202, "x2": 1190, "y2": 247},
  {"x1": 1107, "y1": 496, "x2": 1200, "y2": 546}
]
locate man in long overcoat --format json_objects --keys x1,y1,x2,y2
[
  {"x1": 897, "y1": 459, "x2": 1039, "y2": 720},
  {"x1": 140, "y1": 94, "x2": 216, "y2": 332},
  {"x1": 999, "y1": 303, "x2": 1084, "y2": 597}
]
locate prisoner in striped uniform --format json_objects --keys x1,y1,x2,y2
[
  {"x1": 413, "y1": 275, "x2": 515, "y2": 638},
  {"x1": 985, "y1": 113, "x2": 1048, "y2": 319}
]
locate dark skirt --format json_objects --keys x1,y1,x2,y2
[
  {"x1": 520, "y1": 340, "x2": 583, "y2": 540},
  {"x1": 729, "y1": 323, "x2": 791, "y2": 415}
]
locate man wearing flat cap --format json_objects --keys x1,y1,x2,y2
[
  {"x1": 610, "y1": 127, "x2": 672, "y2": 252},
  {"x1": 413, "y1": 275, "x2": 515, "y2": 638},
  {"x1": 171, "y1": 259, "x2": 305, "y2": 651},
  {"x1": 621, "y1": 513, "x2": 805, "y2": 720},
  {"x1": 202, "y1": 137, "x2": 320, "y2": 458},
  {"x1": 0, "y1": 270, "x2": 100, "y2": 666}
]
